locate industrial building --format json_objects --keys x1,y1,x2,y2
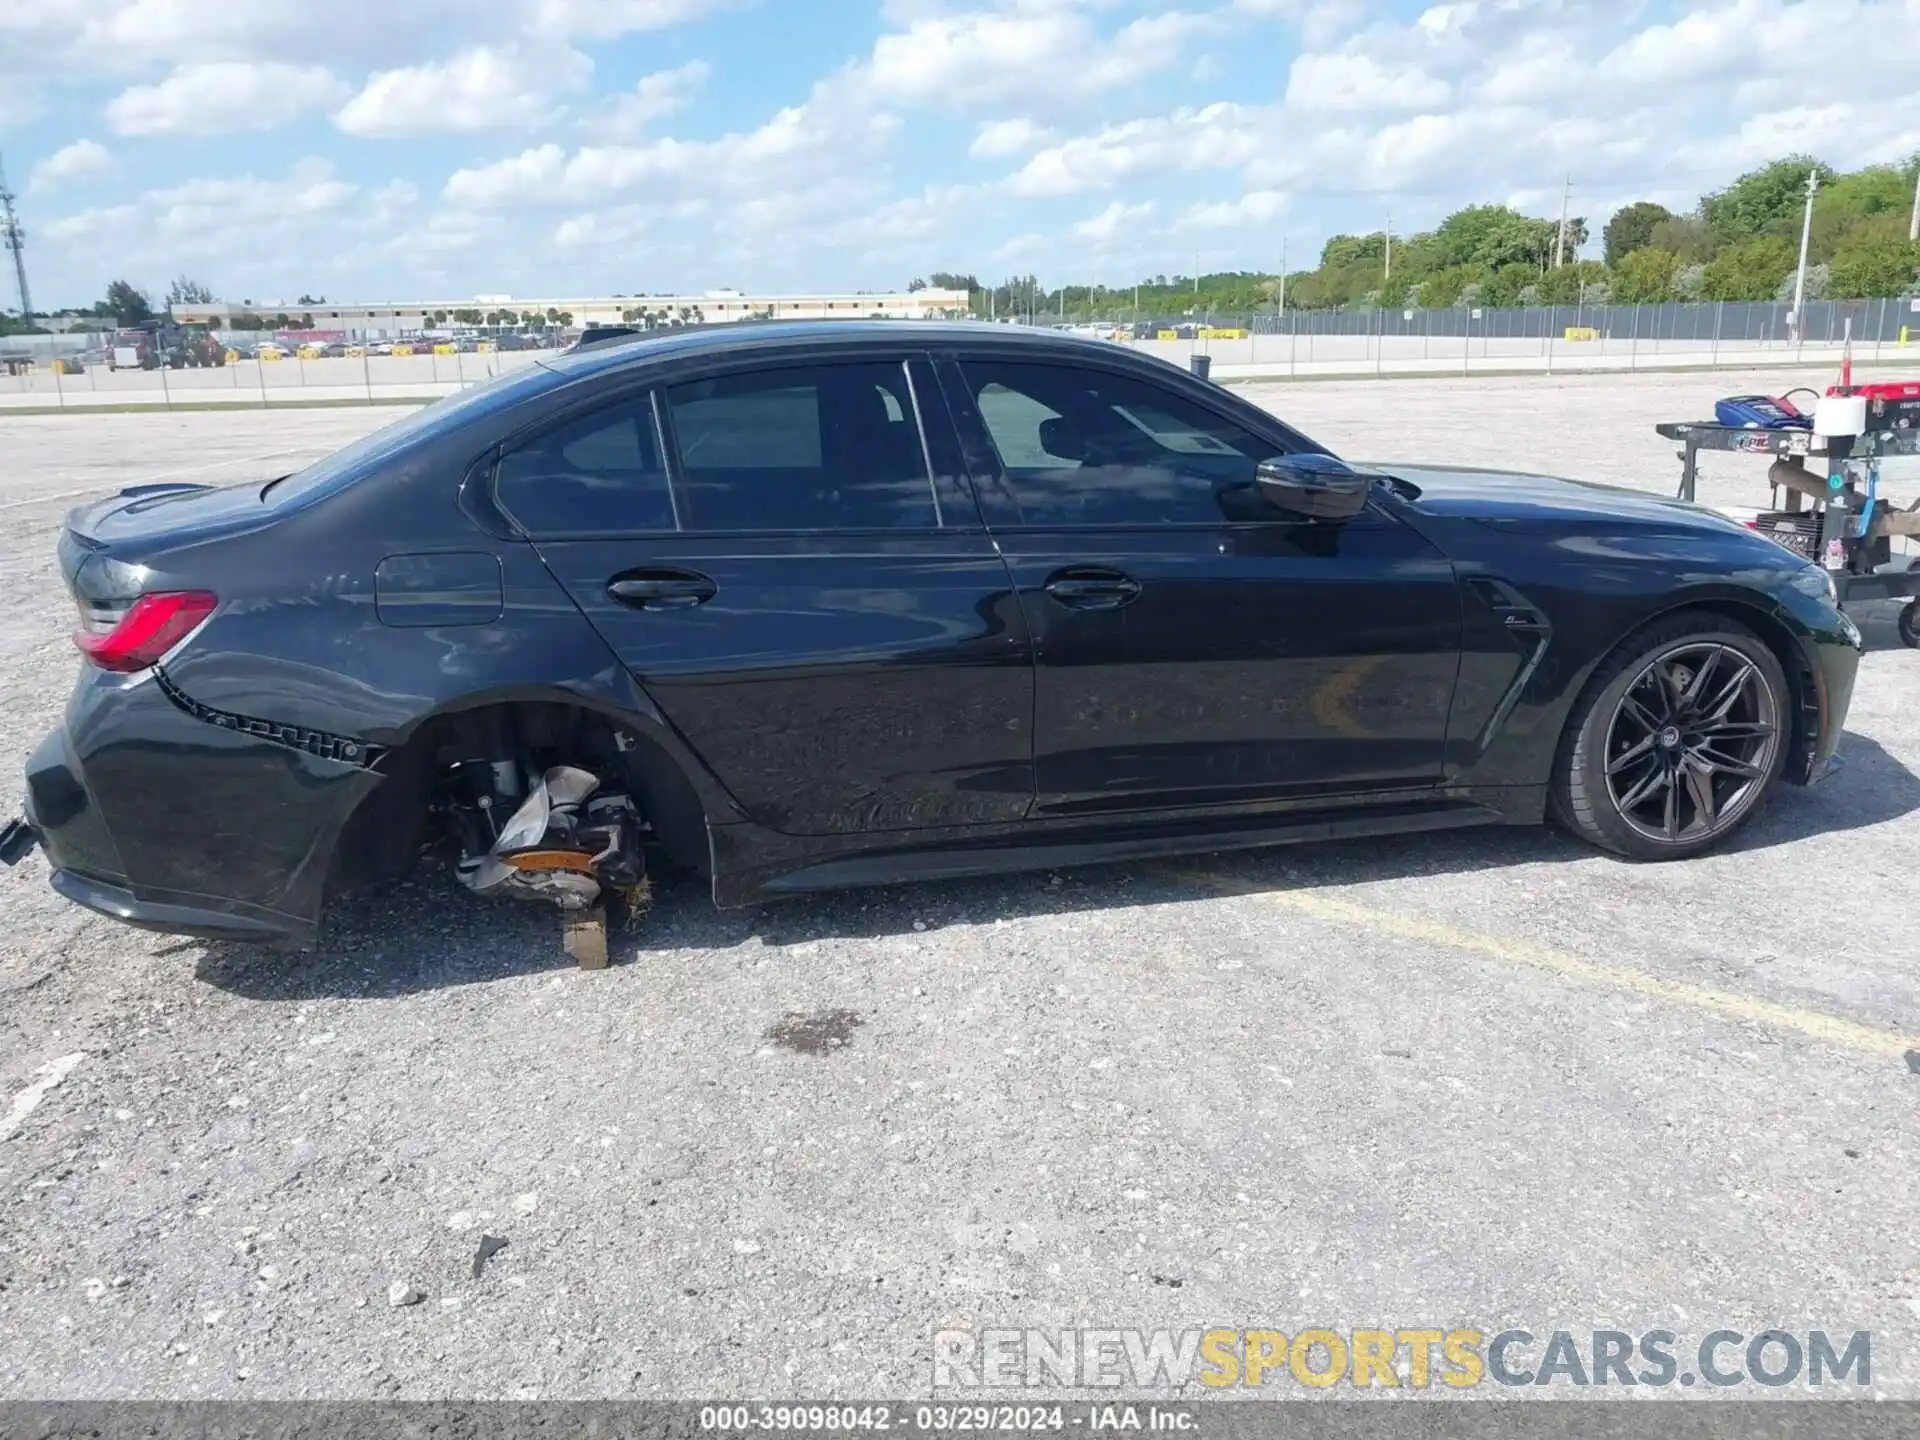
[{"x1": 169, "y1": 287, "x2": 971, "y2": 337}]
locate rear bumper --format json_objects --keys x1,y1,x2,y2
[
  {"x1": 22, "y1": 668, "x2": 376, "y2": 946},
  {"x1": 47, "y1": 867, "x2": 307, "y2": 944}
]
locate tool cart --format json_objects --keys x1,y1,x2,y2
[{"x1": 1656, "y1": 383, "x2": 1920, "y2": 648}]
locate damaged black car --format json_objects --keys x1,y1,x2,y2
[{"x1": 2, "y1": 322, "x2": 1863, "y2": 945}]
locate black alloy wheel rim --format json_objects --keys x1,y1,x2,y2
[{"x1": 1602, "y1": 642, "x2": 1780, "y2": 844}]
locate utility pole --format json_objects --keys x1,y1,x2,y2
[
  {"x1": 0, "y1": 151, "x2": 30, "y2": 322},
  {"x1": 1383, "y1": 211, "x2": 1392, "y2": 283},
  {"x1": 1909, "y1": 160, "x2": 1919, "y2": 242},
  {"x1": 1554, "y1": 173, "x2": 1571, "y2": 268},
  {"x1": 1790, "y1": 166, "x2": 1819, "y2": 338}
]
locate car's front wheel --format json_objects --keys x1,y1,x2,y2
[{"x1": 1553, "y1": 611, "x2": 1790, "y2": 860}]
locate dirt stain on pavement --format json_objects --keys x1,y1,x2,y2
[{"x1": 767, "y1": 1009, "x2": 864, "y2": 1056}]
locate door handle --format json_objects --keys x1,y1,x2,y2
[
  {"x1": 1044, "y1": 568, "x2": 1142, "y2": 611},
  {"x1": 607, "y1": 570, "x2": 717, "y2": 609}
]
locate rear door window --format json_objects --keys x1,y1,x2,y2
[
  {"x1": 495, "y1": 392, "x2": 677, "y2": 534},
  {"x1": 664, "y1": 361, "x2": 938, "y2": 531}
]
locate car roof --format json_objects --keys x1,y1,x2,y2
[{"x1": 536, "y1": 319, "x2": 1133, "y2": 382}]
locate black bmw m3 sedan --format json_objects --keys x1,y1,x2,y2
[{"x1": 3, "y1": 322, "x2": 1863, "y2": 945}]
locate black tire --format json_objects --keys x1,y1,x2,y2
[
  {"x1": 1552, "y1": 610, "x2": 1791, "y2": 860},
  {"x1": 1899, "y1": 599, "x2": 1920, "y2": 650}
]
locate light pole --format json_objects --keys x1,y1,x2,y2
[
  {"x1": 1789, "y1": 166, "x2": 1819, "y2": 344},
  {"x1": 1554, "y1": 173, "x2": 1571, "y2": 268}
]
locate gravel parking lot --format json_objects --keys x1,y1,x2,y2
[{"x1": 2, "y1": 368, "x2": 1918, "y2": 1402}]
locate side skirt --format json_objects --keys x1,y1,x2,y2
[{"x1": 710, "y1": 787, "x2": 1545, "y2": 907}]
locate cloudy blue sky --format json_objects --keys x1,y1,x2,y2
[{"x1": 3, "y1": 0, "x2": 1916, "y2": 308}]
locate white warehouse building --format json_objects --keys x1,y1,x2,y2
[{"x1": 172, "y1": 288, "x2": 971, "y2": 336}]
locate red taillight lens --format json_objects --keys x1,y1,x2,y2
[{"x1": 73, "y1": 591, "x2": 217, "y2": 672}]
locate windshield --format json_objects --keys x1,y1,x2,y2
[{"x1": 264, "y1": 361, "x2": 562, "y2": 505}]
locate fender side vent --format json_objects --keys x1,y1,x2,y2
[{"x1": 154, "y1": 668, "x2": 389, "y2": 772}]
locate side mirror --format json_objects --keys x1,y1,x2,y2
[{"x1": 1255, "y1": 453, "x2": 1370, "y2": 521}]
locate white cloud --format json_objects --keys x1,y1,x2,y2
[
  {"x1": 600, "y1": 60, "x2": 710, "y2": 137},
  {"x1": 105, "y1": 61, "x2": 348, "y2": 135},
  {"x1": 1071, "y1": 200, "x2": 1155, "y2": 243},
  {"x1": 969, "y1": 118, "x2": 1051, "y2": 159},
  {"x1": 30, "y1": 139, "x2": 113, "y2": 191},
  {"x1": 334, "y1": 44, "x2": 590, "y2": 137},
  {"x1": 1234, "y1": 0, "x2": 1370, "y2": 47},
  {"x1": 1175, "y1": 189, "x2": 1287, "y2": 228},
  {"x1": 443, "y1": 78, "x2": 902, "y2": 269},
  {"x1": 444, "y1": 144, "x2": 569, "y2": 206},
  {"x1": 1283, "y1": 52, "x2": 1449, "y2": 111},
  {"x1": 1007, "y1": 104, "x2": 1260, "y2": 197},
  {"x1": 529, "y1": 0, "x2": 735, "y2": 38},
  {"x1": 40, "y1": 159, "x2": 386, "y2": 288},
  {"x1": 863, "y1": 3, "x2": 1215, "y2": 115},
  {"x1": 1, "y1": 0, "x2": 721, "y2": 73}
]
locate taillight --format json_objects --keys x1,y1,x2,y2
[{"x1": 73, "y1": 591, "x2": 217, "y2": 672}]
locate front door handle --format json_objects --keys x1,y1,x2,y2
[
  {"x1": 1044, "y1": 568, "x2": 1142, "y2": 611},
  {"x1": 607, "y1": 569, "x2": 717, "y2": 609}
]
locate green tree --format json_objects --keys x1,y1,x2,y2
[
  {"x1": 1700, "y1": 237, "x2": 1796, "y2": 300},
  {"x1": 104, "y1": 279, "x2": 155, "y2": 325},
  {"x1": 1827, "y1": 238, "x2": 1920, "y2": 298},
  {"x1": 1480, "y1": 263, "x2": 1538, "y2": 307},
  {"x1": 1414, "y1": 266, "x2": 1481, "y2": 308},
  {"x1": 1647, "y1": 214, "x2": 1714, "y2": 261},
  {"x1": 1603, "y1": 202, "x2": 1673, "y2": 266},
  {"x1": 1612, "y1": 247, "x2": 1680, "y2": 303},
  {"x1": 1430, "y1": 205, "x2": 1560, "y2": 270},
  {"x1": 1700, "y1": 156, "x2": 1834, "y2": 244},
  {"x1": 928, "y1": 271, "x2": 979, "y2": 292},
  {"x1": 165, "y1": 275, "x2": 214, "y2": 306},
  {"x1": 1537, "y1": 260, "x2": 1607, "y2": 304},
  {"x1": 1810, "y1": 165, "x2": 1920, "y2": 261}
]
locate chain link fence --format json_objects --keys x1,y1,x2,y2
[{"x1": 4, "y1": 297, "x2": 1917, "y2": 409}]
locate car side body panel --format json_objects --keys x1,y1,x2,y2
[{"x1": 15, "y1": 324, "x2": 1863, "y2": 943}]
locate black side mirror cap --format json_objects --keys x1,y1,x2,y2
[{"x1": 1254, "y1": 453, "x2": 1370, "y2": 521}]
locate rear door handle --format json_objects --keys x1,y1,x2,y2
[
  {"x1": 607, "y1": 569, "x2": 717, "y2": 609},
  {"x1": 1044, "y1": 568, "x2": 1142, "y2": 611}
]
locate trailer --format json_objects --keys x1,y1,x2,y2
[{"x1": 1656, "y1": 414, "x2": 1920, "y2": 647}]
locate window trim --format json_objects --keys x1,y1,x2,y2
[
  {"x1": 656, "y1": 354, "x2": 948, "y2": 537},
  {"x1": 939, "y1": 350, "x2": 1361, "y2": 533}
]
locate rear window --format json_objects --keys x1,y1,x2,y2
[
  {"x1": 264, "y1": 361, "x2": 561, "y2": 505},
  {"x1": 663, "y1": 361, "x2": 937, "y2": 531},
  {"x1": 495, "y1": 393, "x2": 676, "y2": 534}
]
